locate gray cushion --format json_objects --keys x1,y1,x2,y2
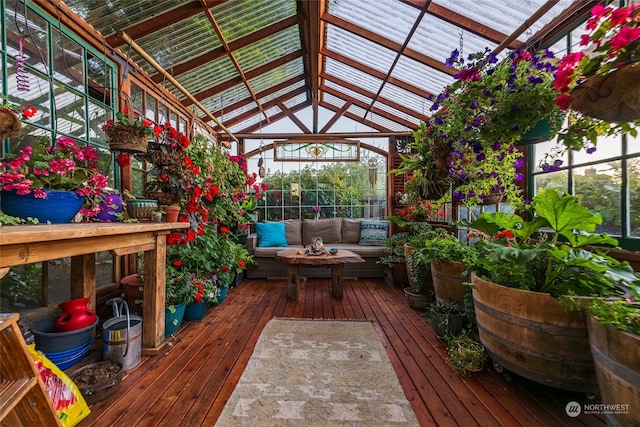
[
  {"x1": 302, "y1": 218, "x2": 342, "y2": 245},
  {"x1": 341, "y1": 218, "x2": 361, "y2": 244},
  {"x1": 284, "y1": 219, "x2": 302, "y2": 245}
]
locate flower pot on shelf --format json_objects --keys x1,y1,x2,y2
[
  {"x1": 569, "y1": 62, "x2": 640, "y2": 122},
  {"x1": 471, "y1": 272, "x2": 598, "y2": 393},
  {"x1": 0, "y1": 108, "x2": 22, "y2": 140},
  {"x1": 126, "y1": 199, "x2": 158, "y2": 221},
  {"x1": 104, "y1": 123, "x2": 150, "y2": 154},
  {"x1": 1, "y1": 189, "x2": 85, "y2": 223},
  {"x1": 165, "y1": 303, "x2": 186, "y2": 336},
  {"x1": 163, "y1": 205, "x2": 180, "y2": 222},
  {"x1": 215, "y1": 287, "x2": 229, "y2": 304},
  {"x1": 96, "y1": 193, "x2": 124, "y2": 222},
  {"x1": 587, "y1": 315, "x2": 640, "y2": 427}
]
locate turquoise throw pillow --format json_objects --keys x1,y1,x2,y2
[
  {"x1": 256, "y1": 222, "x2": 288, "y2": 247},
  {"x1": 358, "y1": 220, "x2": 389, "y2": 246}
]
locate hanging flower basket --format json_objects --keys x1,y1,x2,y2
[
  {"x1": 144, "y1": 190, "x2": 180, "y2": 206},
  {"x1": 104, "y1": 123, "x2": 150, "y2": 154},
  {"x1": 0, "y1": 108, "x2": 23, "y2": 140},
  {"x1": 569, "y1": 62, "x2": 640, "y2": 123},
  {"x1": 145, "y1": 150, "x2": 183, "y2": 166}
]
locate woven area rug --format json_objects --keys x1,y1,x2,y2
[{"x1": 215, "y1": 318, "x2": 420, "y2": 426}]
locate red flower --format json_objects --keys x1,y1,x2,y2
[
  {"x1": 221, "y1": 265, "x2": 229, "y2": 273},
  {"x1": 220, "y1": 226, "x2": 229, "y2": 234},
  {"x1": 160, "y1": 173, "x2": 168, "y2": 181},
  {"x1": 496, "y1": 230, "x2": 514, "y2": 239},
  {"x1": 21, "y1": 104, "x2": 37, "y2": 118},
  {"x1": 115, "y1": 153, "x2": 131, "y2": 168},
  {"x1": 555, "y1": 93, "x2": 571, "y2": 110},
  {"x1": 238, "y1": 260, "x2": 245, "y2": 268},
  {"x1": 172, "y1": 260, "x2": 183, "y2": 267}
]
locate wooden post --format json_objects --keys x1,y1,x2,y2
[
  {"x1": 70, "y1": 254, "x2": 96, "y2": 311},
  {"x1": 142, "y1": 232, "x2": 167, "y2": 354}
]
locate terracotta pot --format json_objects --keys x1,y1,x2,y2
[{"x1": 163, "y1": 205, "x2": 180, "y2": 222}]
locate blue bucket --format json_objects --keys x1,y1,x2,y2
[{"x1": 45, "y1": 338, "x2": 93, "y2": 370}]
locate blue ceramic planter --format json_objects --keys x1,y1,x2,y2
[
  {"x1": 184, "y1": 301, "x2": 207, "y2": 321},
  {"x1": 164, "y1": 303, "x2": 186, "y2": 336},
  {"x1": 216, "y1": 287, "x2": 229, "y2": 304},
  {"x1": 1, "y1": 189, "x2": 85, "y2": 223}
]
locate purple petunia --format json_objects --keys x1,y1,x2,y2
[{"x1": 514, "y1": 159, "x2": 524, "y2": 169}]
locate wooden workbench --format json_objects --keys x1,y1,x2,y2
[{"x1": 0, "y1": 222, "x2": 189, "y2": 355}]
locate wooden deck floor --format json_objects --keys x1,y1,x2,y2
[{"x1": 80, "y1": 278, "x2": 606, "y2": 426}]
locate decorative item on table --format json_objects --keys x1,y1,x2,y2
[
  {"x1": 95, "y1": 191, "x2": 124, "y2": 222},
  {"x1": 101, "y1": 106, "x2": 161, "y2": 154},
  {"x1": 0, "y1": 136, "x2": 108, "y2": 223},
  {"x1": 329, "y1": 247, "x2": 339, "y2": 255},
  {"x1": 0, "y1": 94, "x2": 37, "y2": 140},
  {"x1": 306, "y1": 236, "x2": 327, "y2": 255},
  {"x1": 126, "y1": 199, "x2": 158, "y2": 221}
]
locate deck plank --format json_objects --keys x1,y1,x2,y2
[{"x1": 80, "y1": 278, "x2": 606, "y2": 427}]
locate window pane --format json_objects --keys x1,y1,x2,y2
[
  {"x1": 573, "y1": 133, "x2": 621, "y2": 164},
  {"x1": 533, "y1": 138, "x2": 568, "y2": 172},
  {"x1": 87, "y1": 52, "x2": 112, "y2": 105},
  {"x1": 628, "y1": 130, "x2": 640, "y2": 155},
  {"x1": 89, "y1": 99, "x2": 108, "y2": 143},
  {"x1": 574, "y1": 163, "x2": 621, "y2": 236},
  {"x1": 54, "y1": 83, "x2": 86, "y2": 138},
  {"x1": 6, "y1": 3, "x2": 49, "y2": 74},
  {"x1": 534, "y1": 170, "x2": 568, "y2": 194},
  {"x1": 52, "y1": 27, "x2": 84, "y2": 90},
  {"x1": 629, "y1": 157, "x2": 640, "y2": 238}
]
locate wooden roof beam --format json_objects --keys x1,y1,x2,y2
[
  {"x1": 319, "y1": 100, "x2": 351, "y2": 134},
  {"x1": 494, "y1": 0, "x2": 560, "y2": 54},
  {"x1": 276, "y1": 99, "x2": 312, "y2": 133},
  {"x1": 319, "y1": 100, "x2": 393, "y2": 133}
]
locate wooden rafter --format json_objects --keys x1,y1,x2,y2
[
  {"x1": 493, "y1": 0, "x2": 560, "y2": 54},
  {"x1": 320, "y1": 101, "x2": 393, "y2": 133},
  {"x1": 276, "y1": 100, "x2": 312, "y2": 134},
  {"x1": 319, "y1": 101, "x2": 352, "y2": 134}
]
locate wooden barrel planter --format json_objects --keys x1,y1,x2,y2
[
  {"x1": 431, "y1": 260, "x2": 467, "y2": 307},
  {"x1": 470, "y1": 272, "x2": 598, "y2": 392},
  {"x1": 587, "y1": 315, "x2": 640, "y2": 426}
]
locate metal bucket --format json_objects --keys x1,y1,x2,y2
[{"x1": 103, "y1": 298, "x2": 142, "y2": 371}]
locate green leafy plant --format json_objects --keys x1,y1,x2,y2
[
  {"x1": 377, "y1": 232, "x2": 411, "y2": 268},
  {"x1": 444, "y1": 333, "x2": 487, "y2": 375},
  {"x1": 468, "y1": 188, "x2": 640, "y2": 299},
  {"x1": 588, "y1": 291, "x2": 640, "y2": 335},
  {"x1": 413, "y1": 227, "x2": 477, "y2": 268}
]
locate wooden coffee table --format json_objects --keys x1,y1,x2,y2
[{"x1": 275, "y1": 248, "x2": 365, "y2": 299}]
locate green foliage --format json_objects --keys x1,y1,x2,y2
[
  {"x1": 469, "y1": 189, "x2": 640, "y2": 299},
  {"x1": 377, "y1": 232, "x2": 411, "y2": 267},
  {"x1": 444, "y1": 333, "x2": 487, "y2": 375},
  {"x1": 413, "y1": 227, "x2": 477, "y2": 267},
  {"x1": 588, "y1": 291, "x2": 640, "y2": 335}
]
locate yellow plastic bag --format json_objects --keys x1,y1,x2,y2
[{"x1": 28, "y1": 345, "x2": 91, "y2": 426}]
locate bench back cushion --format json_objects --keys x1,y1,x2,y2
[
  {"x1": 302, "y1": 218, "x2": 342, "y2": 245},
  {"x1": 284, "y1": 220, "x2": 302, "y2": 245},
  {"x1": 256, "y1": 222, "x2": 288, "y2": 247},
  {"x1": 341, "y1": 218, "x2": 361, "y2": 244}
]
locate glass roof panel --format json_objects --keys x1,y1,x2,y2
[
  {"x1": 248, "y1": 58, "x2": 305, "y2": 93},
  {"x1": 213, "y1": 0, "x2": 297, "y2": 43},
  {"x1": 217, "y1": 101, "x2": 259, "y2": 123},
  {"x1": 393, "y1": 55, "x2": 453, "y2": 98},
  {"x1": 432, "y1": 0, "x2": 577, "y2": 43},
  {"x1": 133, "y1": 13, "x2": 221, "y2": 71},
  {"x1": 409, "y1": 14, "x2": 499, "y2": 67},
  {"x1": 372, "y1": 101, "x2": 420, "y2": 127},
  {"x1": 328, "y1": 0, "x2": 421, "y2": 45},
  {"x1": 208, "y1": 83, "x2": 251, "y2": 112},
  {"x1": 172, "y1": 56, "x2": 238, "y2": 97},
  {"x1": 324, "y1": 81, "x2": 374, "y2": 106},
  {"x1": 324, "y1": 58, "x2": 383, "y2": 95},
  {"x1": 62, "y1": 0, "x2": 192, "y2": 37},
  {"x1": 325, "y1": 24, "x2": 397, "y2": 74},
  {"x1": 235, "y1": 26, "x2": 301, "y2": 72},
  {"x1": 259, "y1": 80, "x2": 307, "y2": 104},
  {"x1": 379, "y1": 83, "x2": 431, "y2": 118},
  {"x1": 280, "y1": 93, "x2": 307, "y2": 110},
  {"x1": 347, "y1": 103, "x2": 410, "y2": 132}
]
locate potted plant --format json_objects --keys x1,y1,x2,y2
[
  {"x1": 411, "y1": 228, "x2": 477, "y2": 307},
  {"x1": 377, "y1": 232, "x2": 411, "y2": 288},
  {"x1": 546, "y1": 4, "x2": 640, "y2": 168},
  {"x1": 429, "y1": 301, "x2": 466, "y2": 338},
  {"x1": 444, "y1": 333, "x2": 487, "y2": 375},
  {"x1": 101, "y1": 106, "x2": 160, "y2": 154},
  {"x1": 585, "y1": 292, "x2": 640, "y2": 426},
  {"x1": 0, "y1": 136, "x2": 108, "y2": 223},
  {"x1": 407, "y1": 47, "x2": 562, "y2": 207},
  {"x1": 0, "y1": 95, "x2": 37, "y2": 140},
  {"x1": 467, "y1": 188, "x2": 640, "y2": 392}
]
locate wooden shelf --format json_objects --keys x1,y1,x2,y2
[{"x1": 0, "y1": 313, "x2": 61, "y2": 426}]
